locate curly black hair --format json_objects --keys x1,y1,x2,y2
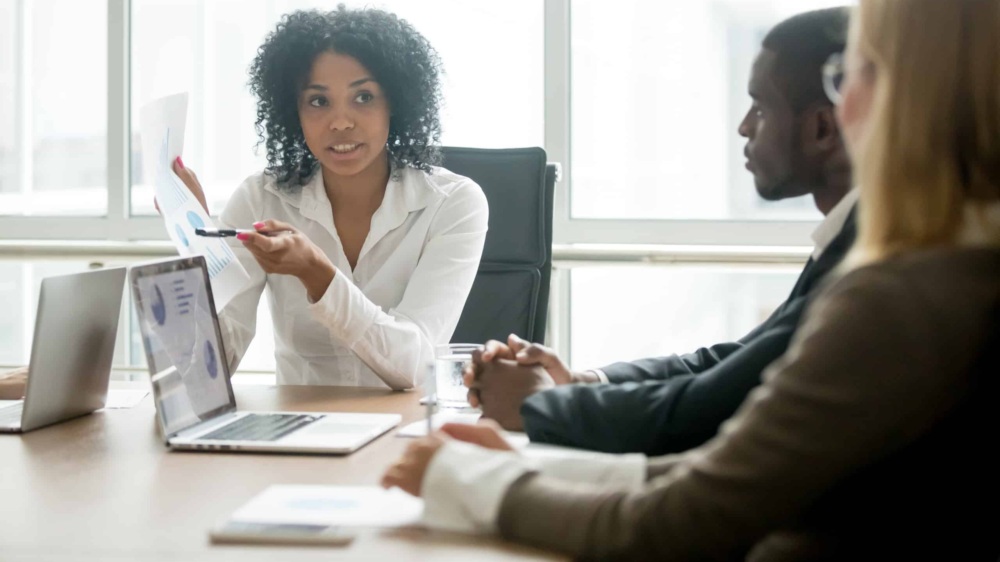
[{"x1": 248, "y1": 5, "x2": 444, "y2": 189}]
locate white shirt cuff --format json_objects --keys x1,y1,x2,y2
[
  {"x1": 421, "y1": 441, "x2": 537, "y2": 534},
  {"x1": 523, "y1": 447, "x2": 646, "y2": 489},
  {"x1": 590, "y1": 369, "x2": 610, "y2": 383},
  {"x1": 307, "y1": 271, "x2": 380, "y2": 345}
]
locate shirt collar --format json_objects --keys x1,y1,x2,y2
[
  {"x1": 262, "y1": 166, "x2": 442, "y2": 257},
  {"x1": 811, "y1": 188, "x2": 860, "y2": 259},
  {"x1": 362, "y1": 168, "x2": 443, "y2": 256}
]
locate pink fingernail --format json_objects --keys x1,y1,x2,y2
[
  {"x1": 236, "y1": 233, "x2": 249, "y2": 241},
  {"x1": 175, "y1": 156, "x2": 184, "y2": 169},
  {"x1": 253, "y1": 222, "x2": 265, "y2": 229}
]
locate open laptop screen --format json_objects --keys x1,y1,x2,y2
[{"x1": 131, "y1": 257, "x2": 237, "y2": 437}]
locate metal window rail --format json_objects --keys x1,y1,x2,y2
[
  {"x1": 0, "y1": 239, "x2": 810, "y2": 370},
  {"x1": 0, "y1": 240, "x2": 811, "y2": 265}
]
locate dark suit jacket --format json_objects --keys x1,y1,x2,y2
[{"x1": 521, "y1": 208, "x2": 858, "y2": 455}]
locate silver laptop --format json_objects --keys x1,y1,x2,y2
[
  {"x1": 130, "y1": 256, "x2": 400, "y2": 454},
  {"x1": 0, "y1": 267, "x2": 126, "y2": 434}
]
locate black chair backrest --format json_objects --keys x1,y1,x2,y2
[{"x1": 440, "y1": 147, "x2": 556, "y2": 344}]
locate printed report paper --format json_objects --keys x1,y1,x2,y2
[{"x1": 138, "y1": 93, "x2": 249, "y2": 310}]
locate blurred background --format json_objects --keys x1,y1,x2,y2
[{"x1": 0, "y1": 0, "x2": 849, "y2": 381}]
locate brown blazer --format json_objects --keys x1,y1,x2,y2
[{"x1": 498, "y1": 247, "x2": 1000, "y2": 561}]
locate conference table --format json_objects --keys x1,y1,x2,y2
[{"x1": 0, "y1": 382, "x2": 565, "y2": 561}]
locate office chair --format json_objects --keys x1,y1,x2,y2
[{"x1": 440, "y1": 147, "x2": 557, "y2": 345}]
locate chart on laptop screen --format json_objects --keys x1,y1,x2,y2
[{"x1": 135, "y1": 265, "x2": 232, "y2": 435}]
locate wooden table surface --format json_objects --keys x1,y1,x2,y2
[{"x1": 0, "y1": 383, "x2": 563, "y2": 561}]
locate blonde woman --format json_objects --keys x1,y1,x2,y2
[{"x1": 382, "y1": 0, "x2": 1000, "y2": 559}]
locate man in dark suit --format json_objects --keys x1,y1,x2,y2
[{"x1": 464, "y1": 7, "x2": 856, "y2": 455}]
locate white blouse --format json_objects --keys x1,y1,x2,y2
[
  {"x1": 216, "y1": 165, "x2": 489, "y2": 390},
  {"x1": 422, "y1": 442, "x2": 645, "y2": 533}
]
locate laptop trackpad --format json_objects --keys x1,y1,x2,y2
[{"x1": 280, "y1": 414, "x2": 399, "y2": 448}]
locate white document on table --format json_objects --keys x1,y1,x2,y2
[
  {"x1": 397, "y1": 411, "x2": 530, "y2": 448},
  {"x1": 228, "y1": 485, "x2": 423, "y2": 528},
  {"x1": 138, "y1": 92, "x2": 249, "y2": 310},
  {"x1": 103, "y1": 389, "x2": 150, "y2": 409},
  {"x1": 397, "y1": 410, "x2": 483, "y2": 437}
]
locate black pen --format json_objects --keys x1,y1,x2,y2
[
  {"x1": 194, "y1": 228, "x2": 254, "y2": 238},
  {"x1": 195, "y1": 228, "x2": 292, "y2": 238}
]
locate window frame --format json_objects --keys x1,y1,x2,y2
[
  {"x1": 544, "y1": 0, "x2": 819, "y2": 248},
  {"x1": 0, "y1": 0, "x2": 820, "y2": 246},
  {"x1": 0, "y1": 0, "x2": 818, "y2": 363}
]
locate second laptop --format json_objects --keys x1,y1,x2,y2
[{"x1": 130, "y1": 256, "x2": 399, "y2": 454}]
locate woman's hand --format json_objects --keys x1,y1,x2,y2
[
  {"x1": 155, "y1": 157, "x2": 209, "y2": 215},
  {"x1": 381, "y1": 433, "x2": 447, "y2": 497},
  {"x1": 238, "y1": 219, "x2": 336, "y2": 302},
  {"x1": 440, "y1": 420, "x2": 515, "y2": 451},
  {"x1": 380, "y1": 422, "x2": 514, "y2": 498}
]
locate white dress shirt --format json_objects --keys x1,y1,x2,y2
[
  {"x1": 217, "y1": 165, "x2": 488, "y2": 390},
  {"x1": 810, "y1": 188, "x2": 859, "y2": 260}
]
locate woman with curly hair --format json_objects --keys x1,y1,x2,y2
[{"x1": 171, "y1": 6, "x2": 488, "y2": 389}]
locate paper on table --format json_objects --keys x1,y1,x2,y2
[
  {"x1": 138, "y1": 93, "x2": 249, "y2": 310},
  {"x1": 397, "y1": 410, "x2": 483, "y2": 437},
  {"x1": 397, "y1": 411, "x2": 531, "y2": 448},
  {"x1": 103, "y1": 389, "x2": 150, "y2": 409},
  {"x1": 228, "y1": 485, "x2": 423, "y2": 528}
]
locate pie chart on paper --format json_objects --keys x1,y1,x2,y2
[
  {"x1": 187, "y1": 211, "x2": 205, "y2": 230},
  {"x1": 175, "y1": 224, "x2": 190, "y2": 247}
]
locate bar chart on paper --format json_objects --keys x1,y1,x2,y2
[
  {"x1": 141, "y1": 92, "x2": 251, "y2": 310},
  {"x1": 155, "y1": 130, "x2": 191, "y2": 215},
  {"x1": 203, "y1": 245, "x2": 236, "y2": 278}
]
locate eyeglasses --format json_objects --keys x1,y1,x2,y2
[{"x1": 822, "y1": 52, "x2": 845, "y2": 105}]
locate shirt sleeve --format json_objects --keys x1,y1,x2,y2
[
  {"x1": 420, "y1": 441, "x2": 645, "y2": 534},
  {"x1": 307, "y1": 179, "x2": 489, "y2": 390},
  {"x1": 590, "y1": 369, "x2": 610, "y2": 383},
  {"x1": 215, "y1": 176, "x2": 267, "y2": 376}
]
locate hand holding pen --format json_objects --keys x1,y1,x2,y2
[
  {"x1": 218, "y1": 220, "x2": 336, "y2": 302},
  {"x1": 165, "y1": 156, "x2": 334, "y2": 301}
]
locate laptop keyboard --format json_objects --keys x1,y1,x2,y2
[
  {"x1": 200, "y1": 413, "x2": 320, "y2": 442},
  {"x1": 0, "y1": 403, "x2": 23, "y2": 426}
]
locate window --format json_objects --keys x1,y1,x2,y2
[
  {"x1": 0, "y1": 0, "x2": 108, "y2": 217},
  {"x1": 569, "y1": 0, "x2": 848, "y2": 222},
  {"x1": 130, "y1": 0, "x2": 544, "y2": 216},
  {"x1": 569, "y1": 264, "x2": 798, "y2": 368},
  {"x1": 0, "y1": 2, "x2": 15, "y2": 199},
  {"x1": 2, "y1": 0, "x2": 841, "y2": 375}
]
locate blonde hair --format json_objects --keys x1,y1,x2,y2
[{"x1": 849, "y1": 0, "x2": 1000, "y2": 266}]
